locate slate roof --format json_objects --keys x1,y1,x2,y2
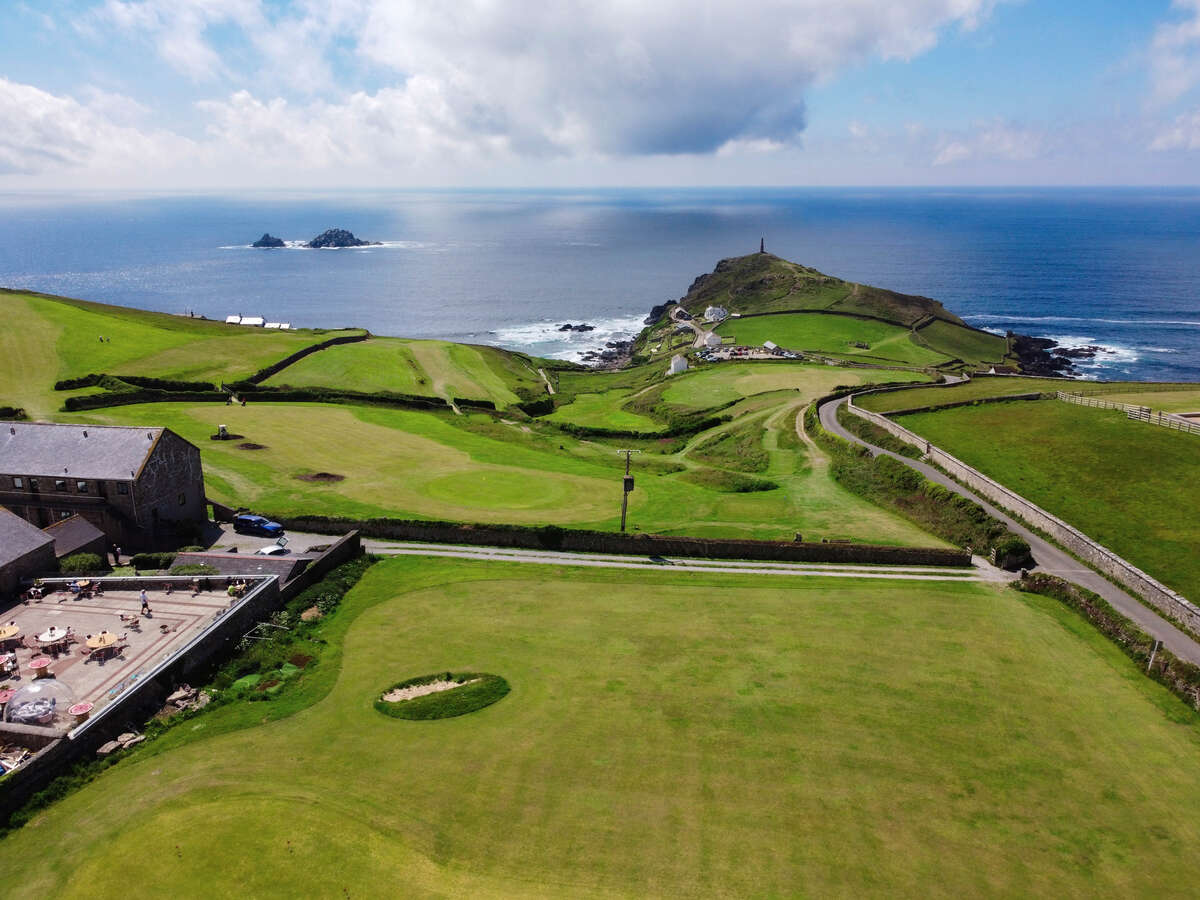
[
  {"x1": 0, "y1": 507, "x2": 55, "y2": 565},
  {"x1": 0, "y1": 423, "x2": 163, "y2": 481},
  {"x1": 42, "y1": 514, "x2": 107, "y2": 559}
]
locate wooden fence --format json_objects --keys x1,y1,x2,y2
[{"x1": 1057, "y1": 391, "x2": 1200, "y2": 436}]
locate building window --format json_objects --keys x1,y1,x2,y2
[
  {"x1": 60, "y1": 511, "x2": 71, "y2": 519},
  {"x1": 77, "y1": 481, "x2": 89, "y2": 493},
  {"x1": 178, "y1": 491, "x2": 186, "y2": 506},
  {"x1": 29, "y1": 478, "x2": 38, "y2": 491},
  {"x1": 117, "y1": 482, "x2": 129, "y2": 495},
  {"x1": 55, "y1": 479, "x2": 67, "y2": 491},
  {"x1": 11, "y1": 476, "x2": 22, "y2": 489}
]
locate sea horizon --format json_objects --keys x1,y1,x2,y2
[{"x1": 2, "y1": 186, "x2": 1198, "y2": 381}]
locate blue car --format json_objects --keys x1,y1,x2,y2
[{"x1": 232, "y1": 513, "x2": 284, "y2": 537}]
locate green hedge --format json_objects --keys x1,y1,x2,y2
[
  {"x1": 54, "y1": 374, "x2": 103, "y2": 391},
  {"x1": 1016, "y1": 574, "x2": 1200, "y2": 711},
  {"x1": 0, "y1": 407, "x2": 26, "y2": 420},
  {"x1": 58, "y1": 552, "x2": 106, "y2": 575},
  {"x1": 225, "y1": 383, "x2": 446, "y2": 411},
  {"x1": 130, "y1": 552, "x2": 177, "y2": 570},
  {"x1": 169, "y1": 563, "x2": 219, "y2": 576},
  {"x1": 63, "y1": 390, "x2": 228, "y2": 411},
  {"x1": 374, "y1": 672, "x2": 510, "y2": 720}
]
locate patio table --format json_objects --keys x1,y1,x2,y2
[{"x1": 87, "y1": 632, "x2": 118, "y2": 650}]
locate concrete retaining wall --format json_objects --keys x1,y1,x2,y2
[{"x1": 845, "y1": 396, "x2": 1200, "y2": 633}]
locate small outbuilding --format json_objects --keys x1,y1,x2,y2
[
  {"x1": 704, "y1": 305, "x2": 729, "y2": 323},
  {"x1": 703, "y1": 332, "x2": 723, "y2": 349},
  {"x1": 42, "y1": 514, "x2": 108, "y2": 561},
  {"x1": 224, "y1": 315, "x2": 241, "y2": 325},
  {"x1": 0, "y1": 507, "x2": 56, "y2": 596},
  {"x1": 240, "y1": 316, "x2": 266, "y2": 327},
  {"x1": 763, "y1": 340, "x2": 778, "y2": 351},
  {"x1": 668, "y1": 355, "x2": 688, "y2": 376}
]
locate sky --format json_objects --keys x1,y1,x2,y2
[{"x1": 1, "y1": 0, "x2": 1199, "y2": 188}]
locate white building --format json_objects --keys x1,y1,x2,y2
[
  {"x1": 704, "y1": 332, "x2": 723, "y2": 349},
  {"x1": 704, "y1": 305, "x2": 729, "y2": 323},
  {"x1": 763, "y1": 340, "x2": 778, "y2": 351},
  {"x1": 225, "y1": 315, "x2": 241, "y2": 325},
  {"x1": 240, "y1": 316, "x2": 266, "y2": 327},
  {"x1": 668, "y1": 355, "x2": 688, "y2": 375}
]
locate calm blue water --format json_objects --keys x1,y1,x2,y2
[{"x1": 1, "y1": 188, "x2": 1198, "y2": 380}]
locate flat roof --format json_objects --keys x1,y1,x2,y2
[{"x1": 0, "y1": 422, "x2": 164, "y2": 481}]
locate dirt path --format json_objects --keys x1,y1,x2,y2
[{"x1": 537, "y1": 368, "x2": 556, "y2": 395}]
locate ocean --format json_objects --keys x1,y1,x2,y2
[{"x1": 1, "y1": 188, "x2": 1197, "y2": 381}]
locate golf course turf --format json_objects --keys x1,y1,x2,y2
[{"x1": 5, "y1": 556, "x2": 1200, "y2": 897}]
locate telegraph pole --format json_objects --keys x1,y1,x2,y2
[{"x1": 617, "y1": 449, "x2": 642, "y2": 532}]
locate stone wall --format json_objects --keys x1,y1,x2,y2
[{"x1": 846, "y1": 396, "x2": 1200, "y2": 633}]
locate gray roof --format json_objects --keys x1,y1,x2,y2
[
  {"x1": 43, "y1": 514, "x2": 107, "y2": 559},
  {"x1": 0, "y1": 507, "x2": 55, "y2": 564},
  {"x1": 172, "y1": 552, "x2": 311, "y2": 582},
  {"x1": 0, "y1": 422, "x2": 164, "y2": 481}
]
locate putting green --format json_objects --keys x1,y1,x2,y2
[{"x1": 7, "y1": 557, "x2": 1200, "y2": 897}]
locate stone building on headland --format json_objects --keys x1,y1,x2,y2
[{"x1": 0, "y1": 423, "x2": 206, "y2": 551}]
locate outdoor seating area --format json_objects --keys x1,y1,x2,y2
[{"x1": 0, "y1": 578, "x2": 266, "y2": 740}]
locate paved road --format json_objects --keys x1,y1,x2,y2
[{"x1": 818, "y1": 394, "x2": 1200, "y2": 665}]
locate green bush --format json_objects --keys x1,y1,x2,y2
[
  {"x1": 130, "y1": 552, "x2": 177, "y2": 570},
  {"x1": 169, "y1": 564, "x2": 219, "y2": 576},
  {"x1": 0, "y1": 406, "x2": 27, "y2": 420},
  {"x1": 58, "y1": 552, "x2": 106, "y2": 575},
  {"x1": 374, "y1": 672, "x2": 510, "y2": 720}
]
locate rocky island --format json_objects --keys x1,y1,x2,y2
[
  {"x1": 251, "y1": 233, "x2": 285, "y2": 248},
  {"x1": 306, "y1": 228, "x2": 381, "y2": 249}
]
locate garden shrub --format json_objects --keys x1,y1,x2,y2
[
  {"x1": 169, "y1": 564, "x2": 219, "y2": 576},
  {"x1": 130, "y1": 552, "x2": 177, "y2": 570},
  {"x1": 58, "y1": 552, "x2": 106, "y2": 575}
]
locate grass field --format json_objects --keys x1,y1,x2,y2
[
  {"x1": 6, "y1": 556, "x2": 1200, "y2": 897},
  {"x1": 262, "y1": 336, "x2": 542, "y2": 407},
  {"x1": 855, "y1": 376, "x2": 1077, "y2": 413},
  {"x1": 716, "y1": 313, "x2": 949, "y2": 367},
  {"x1": 660, "y1": 363, "x2": 929, "y2": 409},
  {"x1": 912, "y1": 319, "x2": 1009, "y2": 365},
  {"x1": 0, "y1": 291, "x2": 362, "y2": 417},
  {"x1": 1080, "y1": 387, "x2": 1200, "y2": 414},
  {"x1": 543, "y1": 387, "x2": 662, "y2": 431},
  {"x1": 899, "y1": 400, "x2": 1200, "y2": 599},
  {"x1": 61, "y1": 399, "x2": 940, "y2": 545}
]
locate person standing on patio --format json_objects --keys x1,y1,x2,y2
[{"x1": 140, "y1": 590, "x2": 151, "y2": 616}]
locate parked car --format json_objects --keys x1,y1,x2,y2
[
  {"x1": 254, "y1": 544, "x2": 291, "y2": 556},
  {"x1": 232, "y1": 513, "x2": 284, "y2": 537}
]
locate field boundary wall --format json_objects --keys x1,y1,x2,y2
[
  {"x1": 245, "y1": 332, "x2": 369, "y2": 384},
  {"x1": 846, "y1": 393, "x2": 1200, "y2": 632},
  {"x1": 271, "y1": 515, "x2": 971, "y2": 567}
]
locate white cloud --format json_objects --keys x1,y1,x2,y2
[
  {"x1": 932, "y1": 120, "x2": 1044, "y2": 166},
  {"x1": 0, "y1": 78, "x2": 191, "y2": 176},
  {"x1": 1151, "y1": 108, "x2": 1200, "y2": 149},
  {"x1": 1149, "y1": 0, "x2": 1200, "y2": 106}
]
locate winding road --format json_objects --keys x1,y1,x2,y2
[{"x1": 818, "y1": 394, "x2": 1200, "y2": 665}]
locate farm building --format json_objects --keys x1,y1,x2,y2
[
  {"x1": 0, "y1": 423, "x2": 206, "y2": 551},
  {"x1": 668, "y1": 355, "x2": 688, "y2": 375}
]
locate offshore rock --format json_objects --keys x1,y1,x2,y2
[
  {"x1": 306, "y1": 228, "x2": 381, "y2": 248},
  {"x1": 251, "y1": 233, "x2": 285, "y2": 248}
]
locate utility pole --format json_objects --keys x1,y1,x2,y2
[{"x1": 617, "y1": 449, "x2": 642, "y2": 532}]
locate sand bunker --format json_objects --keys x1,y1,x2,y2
[
  {"x1": 237, "y1": 442, "x2": 267, "y2": 450},
  {"x1": 382, "y1": 678, "x2": 479, "y2": 703},
  {"x1": 295, "y1": 472, "x2": 345, "y2": 482}
]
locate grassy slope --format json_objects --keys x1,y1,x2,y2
[
  {"x1": 1085, "y1": 387, "x2": 1200, "y2": 413},
  {"x1": 912, "y1": 319, "x2": 1009, "y2": 364},
  {"x1": 660, "y1": 363, "x2": 928, "y2": 409},
  {"x1": 6, "y1": 556, "x2": 1200, "y2": 897},
  {"x1": 61, "y1": 398, "x2": 939, "y2": 546},
  {"x1": 0, "y1": 291, "x2": 362, "y2": 417},
  {"x1": 716, "y1": 313, "x2": 949, "y2": 367},
  {"x1": 899, "y1": 400, "x2": 1200, "y2": 598},
  {"x1": 856, "y1": 376, "x2": 1077, "y2": 413},
  {"x1": 264, "y1": 337, "x2": 543, "y2": 407}
]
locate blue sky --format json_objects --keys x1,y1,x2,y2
[{"x1": 1, "y1": 0, "x2": 1199, "y2": 187}]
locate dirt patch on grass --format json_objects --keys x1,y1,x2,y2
[
  {"x1": 382, "y1": 678, "x2": 479, "y2": 703},
  {"x1": 300, "y1": 605, "x2": 323, "y2": 622},
  {"x1": 254, "y1": 678, "x2": 280, "y2": 692},
  {"x1": 289, "y1": 653, "x2": 314, "y2": 668},
  {"x1": 295, "y1": 472, "x2": 345, "y2": 483},
  {"x1": 237, "y1": 442, "x2": 267, "y2": 450}
]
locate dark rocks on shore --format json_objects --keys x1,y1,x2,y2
[
  {"x1": 558, "y1": 323, "x2": 595, "y2": 332},
  {"x1": 579, "y1": 339, "x2": 633, "y2": 365},
  {"x1": 306, "y1": 228, "x2": 381, "y2": 249},
  {"x1": 643, "y1": 300, "x2": 677, "y2": 325},
  {"x1": 1010, "y1": 334, "x2": 1076, "y2": 376},
  {"x1": 251, "y1": 233, "x2": 285, "y2": 248}
]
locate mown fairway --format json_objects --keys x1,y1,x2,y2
[
  {"x1": 659, "y1": 362, "x2": 929, "y2": 409},
  {"x1": 899, "y1": 400, "x2": 1200, "y2": 598},
  {"x1": 716, "y1": 312, "x2": 948, "y2": 366},
  {"x1": 0, "y1": 291, "x2": 362, "y2": 417},
  {"x1": 262, "y1": 336, "x2": 545, "y2": 407},
  {"x1": 6, "y1": 556, "x2": 1200, "y2": 897},
  {"x1": 62, "y1": 399, "x2": 940, "y2": 545},
  {"x1": 855, "y1": 375, "x2": 1075, "y2": 413}
]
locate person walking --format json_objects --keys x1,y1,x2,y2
[{"x1": 140, "y1": 589, "x2": 152, "y2": 616}]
